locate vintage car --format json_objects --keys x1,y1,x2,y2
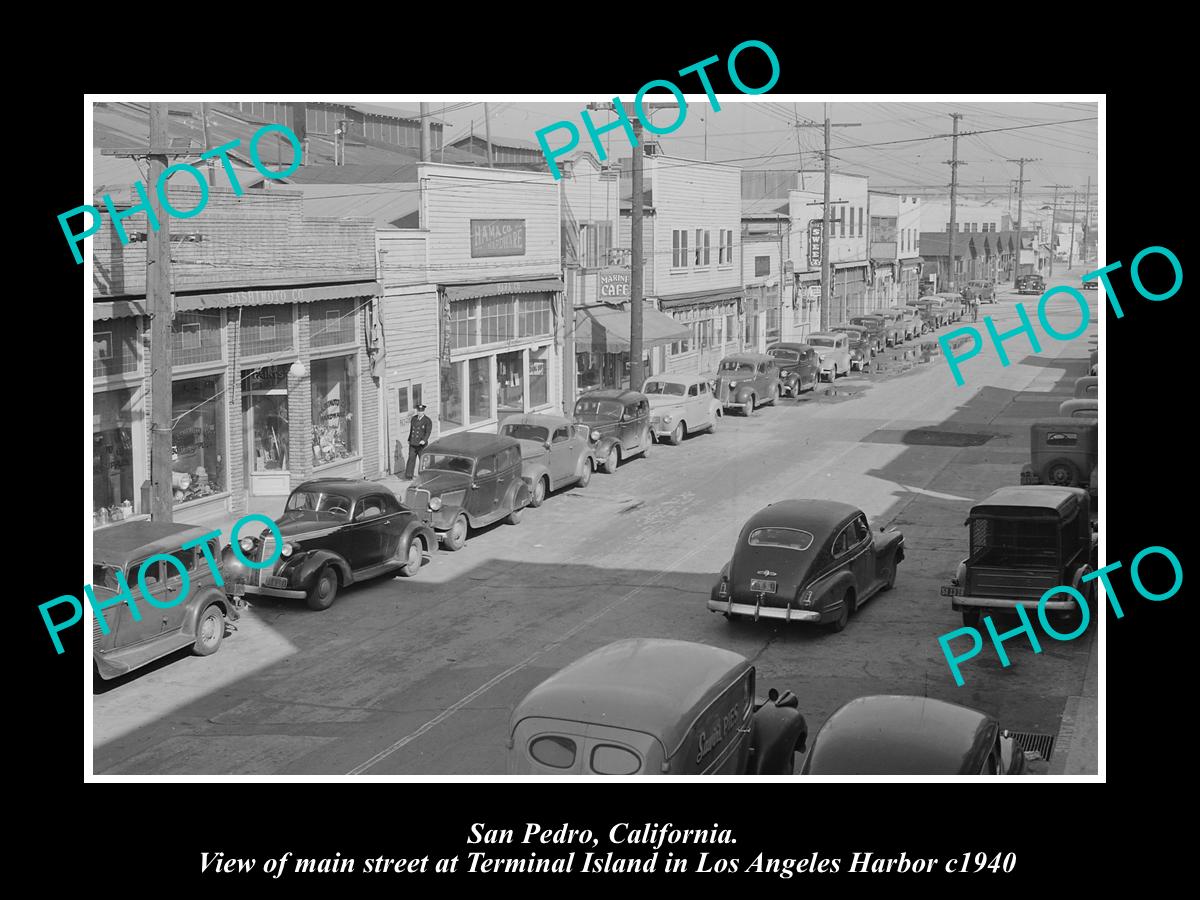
[
  {"x1": 1019, "y1": 417, "x2": 1098, "y2": 494},
  {"x1": 869, "y1": 307, "x2": 910, "y2": 345},
  {"x1": 1088, "y1": 349, "x2": 1098, "y2": 376},
  {"x1": 829, "y1": 323, "x2": 873, "y2": 371},
  {"x1": 232, "y1": 478, "x2": 436, "y2": 610},
  {"x1": 640, "y1": 373, "x2": 722, "y2": 444},
  {"x1": 708, "y1": 500, "x2": 905, "y2": 633},
  {"x1": 849, "y1": 315, "x2": 890, "y2": 353},
  {"x1": 573, "y1": 389, "x2": 652, "y2": 473},
  {"x1": 1081, "y1": 277, "x2": 1097, "y2": 291},
  {"x1": 506, "y1": 638, "x2": 809, "y2": 775},
  {"x1": 1015, "y1": 273, "x2": 1046, "y2": 295},
  {"x1": 934, "y1": 291, "x2": 965, "y2": 323},
  {"x1": 767, "y1": 343, "x2": 820, "y2": 397},
  {"x1": 93, "y1": 521, "x2": 240, "y2": 680},
  {"x1": 1058, "y1": 398, "x2": 1098, "y2": 419},
  {"x1": 800, "y1": 695, "x2": 1028, "y2": 775},
  {"x1": 712, "y1": 353, "x2": 782, "y2": 414},
  {"x1": 806, "y1": 332, "x2": 853, "y2": 381},
  {"x1": 498, "y1": 413, "x2": 593, "y2": 506},
  {"x1": 405, "y1": 433, "x2": 530, "y2": 551},
  {"x1": 943, "y1": 486, "x2": 1096, "y2": 629},
  {"x1": 964, "y1": 279, "x2": 997, "y2": 303},
  {"x1": 1074, "y1": 376, "x2": 1098, "y2": 399},
  {"x1": 909, "y1": 296, "x2": 947, "y2": 329}
]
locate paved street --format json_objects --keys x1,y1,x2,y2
[{"x1": 93, "y1": 273, "x2": 1098, "y2": 775}]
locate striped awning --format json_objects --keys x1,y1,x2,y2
[
  {"x1": 442, "y1": 277, "x2": 564, "y2": 303},
  {"x1": 93, "y1": 280, "x2": 383, "y2": 321}
]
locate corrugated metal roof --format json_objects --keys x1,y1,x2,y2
[
  {"x1": 286, "y1": 163, "x2": 420, "y2": 185},
  {"x1": 742, "y1": 198, "x2": 789, "y2": 218},
  {"x1": 291, "y1": 182, "x2": 421, "y2": 229}
]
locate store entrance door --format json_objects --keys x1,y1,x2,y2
[{"x1": 243, "y1": 364, "x2": 291, "y2": 496}]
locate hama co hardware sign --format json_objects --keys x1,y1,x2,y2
[{"x1": 470, "y1": 219, "x2": 526, "y2": 258}]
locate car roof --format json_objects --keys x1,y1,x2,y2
[
  {"x1": 576, "y1": 389, "x2": 645, "y2": 403},
  {"x1": 830, "y1": 322, "x2": 866, "y2": 330},
  {"x1": 721, "y1": 352, "x2": 775, "y2": 363},
  {"x1": 428, "y1": 431, "x2": 519, "y2": 456},
  {"x1": 294, "y1": 477, "x2": 390, "y2": 499},
  {"x1": 1032, "y1": 416, "x2": 1098, "y2": 431},
  {"x1": 807, "y1": 331, "x2": 844, "y2": 340},
  {"x1": 804, "y1": 695, "x2": 996, "y2": 774},
  {"x1": 511, "y1": 639, "x2": 751, "y2": 758},
  {"x1": 972, "y1": 486, "x2": 1088, "y2": 517},
  {"x1": 1059, "y1": 399, "x2": 1098, "y2": 412},
  {"x1": 93, "y1": 520, "x2": 216, "y2": 569},
  {"x1": 644, "y1": 372, "x2": 703, "y2": 384},
  {"x1": 499, "y1": 412, "x2": 572, "y2": 429},
  {"x1": 742, "y1": 499, "x2": 859, "y2": 535},
  {"x1": 768, "y1": 342, "x2": 812, "y2": 352}
]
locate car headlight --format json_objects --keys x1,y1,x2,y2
[
  {"x1": 590, "y1": 429, "x2": 601, "y2": 442},
  {"x1": 798, "y1": 589, "x2": 814, "y2": 608},
  {"x1": 780, "y1": 369, "x2": 792, "y2": 376},
  {"x1": 281, "y1": 543, "x2": 294, "y2": 558},
  {"x1": 728, "y1": 380, "x2": 737, "y2": 388},
  {"x1": 429, "y1": 496, "x2": 443, "y2": 511},
  {"x1": 663, "y1": 414, "x2": 673, "y2": 424},
  {"x1": 239, "y1": 536, "x2": 255, "y2": 553}
]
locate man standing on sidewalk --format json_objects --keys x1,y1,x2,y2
[{"x1": 405, "y1": 404, "x2": 432, "y2": 480}]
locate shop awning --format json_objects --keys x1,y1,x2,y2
[
  {"x1": 574, "y1": 302, "x2": 691, "y2": 352},
  {"x1": 93, "y1": 280, "x2": 383, "y2": 320},
  {"x1": 900, "y1": 256, "x2": 925, "y2": 268},
  {"x1": 657, "y1": 286, "x2": 742, "y2": 311},
  {"x1": 442, "y1": 277, "x2": 564, "y2": 302}
]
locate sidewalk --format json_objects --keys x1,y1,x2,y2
[{"x1": 1049, "y1": 625, "x2": 1099, "y2": 775}]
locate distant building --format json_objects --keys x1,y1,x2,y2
[
  {"x1": 921, "y1": 200, "x2": 1009, "y2": 235},
  {"x1": 448, "y1": 133, "x2": 549, "y2": 171}
]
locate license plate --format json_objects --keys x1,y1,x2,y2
[
  {"x1": 750, "y1": 579, "x2": 777, "y2": 594},
  {"x1": 941, "y1": 585, "x2": 962, "y2": 597},
  {"x1": 263, "y1": 575, "x2": 289, "y2": 590}
]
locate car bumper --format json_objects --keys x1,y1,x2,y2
[
  {"x1": 239, "y1": 582, "x2": 306, "y2": 600},
  {"x1": 649, "y1": 422, "x2": 676, "y2": 438},
  {"x1": 950, "y1": 594, "x2": 1079, "y2": 613},
  {"x1": 707, "y1": 598, "x2": 821, "y2": 623},
  {"x1": 722, "y1": 400, "x2": 751, "y2": 413}
]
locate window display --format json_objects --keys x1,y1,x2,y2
[
  {"x1": 172, "y1": 374, "x2": 226, "y2": 505},
  {"x1": 242, "y1": 365, "x2": 288, "y2": 475},
  {"x1": 497, "y1": 350, "x2": 523, "y2": 415},
  {"x1": 93, "y1": 389, "x2": 137, "y2": 526},
  {"x1": 469, "y1": 356, "x2": 490, "y2": 424},
  {"x1": 529, "y1": 346, "x2": 548, "y2": 407},
  {"x1": 311, "y1": 355, "x2": 358, "y2": 464},
  {"x1": 441, "y1": 362, "x2": 463, "y2": 429}
]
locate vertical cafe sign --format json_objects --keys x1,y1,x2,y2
[{"x1": 470, "y1": 219, "x2": 526, "y2": 258}]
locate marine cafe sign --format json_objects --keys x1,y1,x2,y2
[{"x1": 596, "y1": 267, "x2": 631, "y2": 303}]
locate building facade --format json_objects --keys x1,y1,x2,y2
[
  {"x1": 789, "y1": 172, "x2": 871, "y2": 327},
  {"x1": 897, "y1": 195, "x2": 924, "y2": 301}
]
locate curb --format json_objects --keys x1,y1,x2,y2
[{"x1": 1050, "y1": 626, "x2": 1098, "y2": 775}]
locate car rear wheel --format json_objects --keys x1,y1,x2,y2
[
  {"x1": 828, "y1": 594, "x2": 851, "y2": 632},
  {"x1": 603, "y1": 445, "x2": 620, "y2": 474},
  {"x1": 506, "y1": 504, "x2": 524, "y2": 526},
  {"x1": 770, "y1": 385, "x2": 780, "y2": 405},
  {"x1": 443, "y1": 514, "x2": 468, "y2": 552},
  {"x1": 530, "y1": 476, "x2": 548, "y2": 507},
  {"x1": 707, "y1": 413, "x2": 719, "y2": 434},
  {"x1": 306, "y1": 566, "x2": 339, "y2": 611},
  {"x1": 576, "y1": 458, "x2": 592, "y2": 488},
  {"x1": 668, "y1": 421, "x2": 684, "y2": 445},
  {"x1": 399, "y1": 537, "x2": 424, "y2": 577},
  {"x1": 193, "y1": 604, "x2": 225, "y2": 655},
  {"x1": 879, "y1": 561, "x2": 896, "y2": 592}
]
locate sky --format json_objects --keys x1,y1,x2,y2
[{"x1": 405, "y1": 99, "x2": 1098, "y2": 207}]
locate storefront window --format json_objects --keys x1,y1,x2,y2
[
  {"x1": 311, "y1": 355, "x2": 358, "y2": 465},
  {"x1": 173, "y1": 374, "x2": 227, "y2": 504},
  {"x1": 480, "y1": 297, "x2": 514, "y2": 344},
  {"x1": 241, "y1": 305, "x2": 295, "y2": 356},
  {"x1": 497, "y1": 350, "x2": 524, "y2": 416},
  {"x1": 93, "y1": 319, "x2": 140, "y2": 379},
  {"x1": 450, "y1": 302, "x2": 477, "y2": 350},
  {"x1": 243, "y1": 365, "x2": 288, "y2": 475},
  {"x1": 520, "y1": 296, "x2": 552, "y2": 337},
  {"x1": 529, "y1": 347, "x2": 548, "y2": 407},
  {"x1": 171, "y1": 312, "x2": 223, "y2": 366},
  {"x1": 441, "y1": 363, "x2": 464, "y2": 429},
  {"x1": 469, "y1": 356, "x2": 491, "y2": 424},
  {"x1": 93, "y1": 389, "x2": 137, "y2": 525},
  {"x1": 311, "y1": 299, "x2": 356, "y2": 348}
]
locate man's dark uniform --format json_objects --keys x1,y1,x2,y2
[{"x1": 405, "y1": 407, "x2": 432, "y2": 479}]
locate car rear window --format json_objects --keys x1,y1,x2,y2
[
  {"x1": 769, "y1": 349, "x2": 800, "y2": 364},
  {"x1": 808, "y1": 337, "x2": 835, "y2": 347},
  {"x1": 643, "y1": 380, "x2": 686, "y2": 396},
  {"x1": 748, "y1": 527, "x2": 814, "y2": 551},
  {"x1": 529, "y1": 735, "x2": 576, "y2": 768},
  {"x1": 590, "y1": 744, "x2": 641, "y2": 775},
  {"x1": 502, "y1": 423, "x2": 549, "y2": 442},
  {"x1": 575, "y1": 398, "x2": 623, "y2": 420}
]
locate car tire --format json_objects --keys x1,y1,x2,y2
[
  {"x1": 770, "y1": 384, "x2": 780, "y2": 405},
  {"x1": 668, "y1": 421, "x2": 684, "y2": 445},
  {"x1": 576, "y1": 458, "x2": 592, "y2": 488},
  {"x1": 828, "y1": 594, "x2": 851, "y2": 633},
  {"x1": 193, "y1": 603, "x2": 225, "y2": 655},
  {"x1": 961, "y1": 609, "x2": 982, "y2": 629},
  {"x1": 506, "y1": 504, "x2": 524, "y2": 526},
  {"x1": 530, "y1": 476, "x2": 548, "y2": 508},
  {"x1": 1043, "y1": 458, "x2": 1082, "y2": 487},
  {"x1": 399, "y1": 537, "x2": 424, "y2": 577},
  {"x1": 603, "y1": 445, "x2": 620, "y2": 474},
  {"x1": 746, "y1": 395, "x2": 756, "y2": 416},
  {"x1": 306, "y1": 566, "x2": 339, "y2": 611},
  {"x1": 443, "y1": 514, "x2": 468, "y2": 552},
  {"x1": 879, "y1": 561, "x2": 896, "y2": 592},
  {"x1": 809, "y1": 375, "x2": 820, "y2": 393},
  {"x1": 706, "y1": 413, "x2": 719, "y2": 434}
]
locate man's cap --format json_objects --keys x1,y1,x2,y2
[{"x1": 416, "y1": 404, "x2": 427, "y2": 411}]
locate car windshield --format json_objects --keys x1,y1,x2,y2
[
  {"x1": 642, "y1": 380, "x2": 687, "y2": 396},
  {"x1": 719, "y1": 361, "x2": 755, "y2": 374},
  {"x1": 808, "y1": 336, "x2": 836, "y2": 347},
  {"x1": 501, "y1": 423, "x2": 549, "y2": 442},
  {"x1": 421, "y1": 453, "x2": 474, "y2": 474},
  {"x1": 748, "y1": 527, "x2": 815, "y2": 552},
  {"x1": 285, "y1": 490, "x2": 352, "y2": 517},
  {"x1": 769, "y1": 349, "x2": 800, "y2": 364},
  {"x1": 575, "y1": 398, "x2": 623, "y2": 420}
]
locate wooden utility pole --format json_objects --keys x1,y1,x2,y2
[
  {"x1": 200, "y1": 102, "x2": 215, "y2": 186},
  {"x1": 629, "y1": 104, "x2": 645, "y2": 391},
  {"x1": 946, "y1": 113, "x2": 964, "y2": 290},
  {"x1": 147, "y1": 103, "x2": 175, "y2": 522},
  {"x1": 1082, "y1": 176, "x2": 1092, "y2": 263},
  {"x1": 1068, "y1": 190, "x2": 1079, "y2": 270},
  {"x1": 420, "y1": 102, "x2": 431, "y2": 162},
  {"x1": 483, "y1": 102, "x2": 495, "y2": 168},
  {"x1": 1006, "y1": 157, "x2": 1038, "y2": 280},
  {"x1": 1042, "y1": 183, "x2": 1070, "y2": 277}
]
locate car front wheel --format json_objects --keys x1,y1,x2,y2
[
  {"x1": 306, "y1": 566, "x2": 339, "y2": 611},
  {"x1": 399, "y1": 537, "x2": 424, "y2": 577},
  {"x1": 668, "y1": 421, "x2": 684, "y2": 445},
  {"x1": 443, "y1": 514, "x2": 468, "y2": 552},
  {"x1": 576, "y1": 458, "x2": 592, "y2": 488},
  {"x1": 603, "y1": 445, "x2": 620, "y2": 474},
  {"x1": 530, "y1": 476, "x2": 548, "y2": 507},
  {"x1": 193, "y1": 604, "x2": 225, "y2": 655}
]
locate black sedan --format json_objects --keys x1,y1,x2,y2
[
  {"x1": 227, "y1": 478, "x2": 436, "y2": 610},
  {"x1": 708, "y1": 500, "x2": 904, "y2": 632},
  {"x1": 800, "y1": 695, "x2": 1028, "y2": 775}
]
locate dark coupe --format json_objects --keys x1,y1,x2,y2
[
  {"x1": 767, "y1": 342, "x2": 820, "y2": 397},
  {"x1": 709, "y1": 500, "x2": 905, "y2": 632},
  {"x1": 229, "y1": 477, "x2": 435, "y2": 611}
]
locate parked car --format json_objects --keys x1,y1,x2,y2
[
  {"x1": 709, "y1": 500, "x2": 905, "y2": 633},
  {"x1": 767, "y1": 343, "x2": 820, "y2": 397},
  {"x1": 641, "y1": 373, "x2": 721, "y2": 444},
  {"x1": 712, "y1": 353, "x2": 782, "y2": 415},
  {"x1": 800, "y1": 695, "x2": 1028, "y2": 775},
  {"x1": 1019, "y1": 417, "x2": 1098, "y2": 493},
  {"x1": 498, "y1": 413, "x2": 593, "y2": 506},
  {"x1": 965, "y1": 279, "x2": 997, "y2": 303},
  {"x1": 849, "y1": 315, "x2": 888, "y2": 353},
  {"x1": 1088, "y1": 349, "x2": 1098, "y2": 376},
  {"x1": 507, "y1": 638, "x2": 809, "y2": 775},
  {"x1": 1081, "y1": 278, "x2": 1097, "y2": 291},
  {"x1": 93, "y1": 521, "x2": 240, "y2": 680},
  {"x1": 910, "y1": 296, "x2": 947, "y2": 329},
  {"x1": 806, "y1": 332, "x2": 852, "y2": 381},
  {"x1": 829, "y1": 323, "x2": 873, "y2": 371},
  {"x1": 230, "y1": 478, "x2": 436, "y2": 610},
  {"x1": 405, "y1": 433, "x2": 530, "y2": 551},
  {"x1": 896, "y1": 305, "x2": 924, "y2": 339},
  {"x1": 935, "y1": 292, "x2": 965, "y2": 322},
  {"x1": 1058, "y1": 398, "x2": 1098, "y2": 419},
  {"x1": 942, "y1": 485, "x2": 1096, "y2": 629},
  {"x1": 1074, "y1": 376, "x2": 1098, "y2": 399},
  {"x1": 574, "y1": 389, "x2": 652, "y2": 474},
  {"x1": 1015, "y1": 273, "x2": 1045, "y2": 295},
  {"x1": 869, "y1": 308, "x2": 909, "y2": 345}
]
